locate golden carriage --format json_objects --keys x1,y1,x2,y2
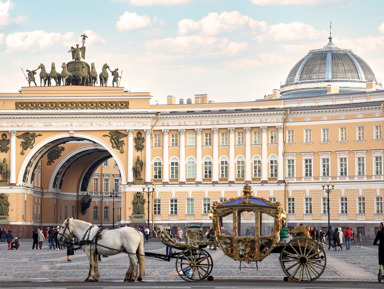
[{"x1": 157, "y1": 184, "x2": 326, "y2": 282}]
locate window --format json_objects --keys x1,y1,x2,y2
[
  {"x1": 358, "y1": 196, "x2": 365, "y2": 214},
  {"x1": 376, "y1": 196, "x2": 383, "y2": 214},
  {"x1": 287, "y1": 159, "x2": 295, "y2": 178},
  {"x1": 253, "y1": 156, "x2": 261, "y2": 178},
  {"x1": 357, "y1": 156, "x2": 365, "y2": 176},
  {"x1": 340, "y1": 197, "x2": 348, "y2": 214},
  {"x1": 269, "y1": 197, "x2": 276, "y2": 203},
  {"x1": 153, "y1": 133, "x2": 161, "y2": 147},
  {"x1": 113, "y1": 178, "x2": 120, "y2": 192},
  {"x1": 187, "y1": 158, "x2": 195, "y2": 179},
  {"x1": 219, "y1": 197, "x2": 227, "y2": 203},
  {"x1": 339, "y1": 157, "x2": 348, "y2": 176},
  {"x1": 153, "y1": 158, "x2": 162, "y2": 180},
  {"x1": 93, "y1": 178, "x2": 99, "y2": 193},
  {"x1": 305, "y1": 197, "x2": 312, "y2": 214},
  {"x1": 170, "y1": 157, "x2": 179, "y2": 179},
  {"x1": 104, "y1": 206, "x2": 109, "y2": 220},
  {"x1": 154, "y1": 199, "x2": 161, "y2": 215},
  {"x1": 72, "y1": 205, "x2": 75, "y2": 218},
  {"x1": 322, "y1": 197, "x2": 328, "y2": 214},
  {"x1": 269, "y1": 130, "x2": 277, "y2": 144},
  {"x1": 203, "y1": 198, "x2": 211, "y2": 214},
  {"x1": 253, "y1": 131, "x2": 260, "y2": 145},
  {"x1": 236, "y1": 156, "x2": 245, "y2": 178},
  {"x1": 170, "y1": 199, "x2": 177, "y2": 215},
  {"x1": 321, "y1": 128, "x2": 329, "y2": 143},
  {"x1": 286, "y1": 130, "x2": 294, "y2": 144},
  {"x1": 204, "y1": 157, "x2": 212, "y2": 179},
  {"x1": 93, "y1": 206, "x2": 98, "y2": 220},
  {"x1": 288, "y1": 197, "x2": 295, "y2": 214},
  {"x1": 104, "y1": 159, "x2": 109, "y2": 167},
  {"x1": 356, "y1": 126, "x2": 364, "y2": 141},
  {"x1": 304, "y1": 129, "x2": 312, "y2": 143},
  {"x1": 64, "y1": 205, "x2": 68, "y2": 219},
  {"x1": 103, "y1": 178, "x2": 110, "y2": 192},
  {"x1": 375, "y1": 156, "x2": 383, "y2": 176},
  {"x1": 171, "y1": 133, "x2": 179, "y2": 147},
  {"x1": 221, "y1": 132, "x2": 228, "y2": 146},
  {"x1": 269, "y1": 156, "x2": 277, "y2": 178},
  {"x1": 374, "y1": 125, "x2": 382, "y2": 140},
  {"x1": 187, "y1": 132, "x2": 195, "y2": 146},
  {"x1": 304, "y1": 158, "x2": 312, "y2": 177},
  {"x1": 204, "y1": 132, "x2": 212, "y2": 146},
  {"x1": 339, "y1": 127, "x2": 347, "y2": 142},
  {"x1": 114, "y1": 160, "x2": 118, "y2": 168},
  {"x1": 321, "y1": 158, "x2": 330, "y2": 177},
  {"x1": 220, "y1": 157, "x2": 228, "y2": 178},
  {"x1": 186, "y1": 198, "x2": 194, "y2": 215},
  {"x1": 237, "y1": 131, "x2": 244, "y2": 145}
]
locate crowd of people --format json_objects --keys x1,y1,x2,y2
[{"x1": 323, "y1": 226, "x2": 363, "y2": 251}]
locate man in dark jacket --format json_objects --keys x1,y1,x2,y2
[
  {"x1": 32, "y1": 229, "x2": 39, "y2": 249},
  {"x1": 374, "y1": 222, "x2": 384, "y2": 279},
  {"x1": 325, "y1": 226, "x2": 334, "y2": 250},
  {"x1": 6, "y1": 230, "x2": 13, "y2": 250}
]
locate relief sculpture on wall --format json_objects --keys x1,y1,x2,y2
[
  {"x1": 17, "y1": 132, "x2": 42, "y2": 155},
  {"x1": 103, "y1": 131, "x2": 127, "y2": 154}
]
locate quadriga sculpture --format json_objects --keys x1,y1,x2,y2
[
  {"x1": 38, "y1": 64, "x2": 50, "y2": 86},
  {"x1": 49, "y1": 63, "x2": 61, "y2": 86},
  {"x1": 90, "y1": 63, "x2": 98, "y2": 86},
  {"x1": 99, "y1": 63, "x2": 109, "y2": 86},
  {"x1": 61, "y1": 63, "x2": 73, "y2": 86}
]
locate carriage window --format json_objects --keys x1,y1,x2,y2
[
  {"x1": 260, "y1": 212, "x2": 274, "y2": 237},
  {"x1": 238, "y1": 210, "x2": 255, "y2": 237},
  {"x1": 220, "y1": 213, "x2": 234, "y2": 237}
]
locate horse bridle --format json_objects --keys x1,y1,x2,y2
[{"x1": 58, "y1": 218, "x2": 74, "y2": 245}]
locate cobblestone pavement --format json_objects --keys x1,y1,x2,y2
[{"x1": 0, "y1": 239, "x2": 380, "y2": 284}]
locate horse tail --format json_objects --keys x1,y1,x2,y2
[{"x1": 138, "y1": 231, "x2": 145, "y2": 280}]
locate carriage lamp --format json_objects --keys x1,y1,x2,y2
[
  {"x1": 208, "y1": 212, "x2": 213, "y2": 219},
  {"x1": 322, "y1": 183, "x2": 335, "y2": 231},
  {"x1": 142, "y1": 185, "x2": 155, "y2": 237},
  {"x1": 109, "y1": 189, "x2": 119, "y2": 229}
]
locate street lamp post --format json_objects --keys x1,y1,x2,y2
[
  {"x1": 142, "y1": 185, "x2": 155, "y2": 235},
  {"x1": 322, "y1": 182, "x2": 335, "y2": 230},
  {"x1": 110, "y1": 190, "x2": 119, "y2": 229}
]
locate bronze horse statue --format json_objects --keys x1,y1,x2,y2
[
  {"x1": 38, "y1": 64, "x2": 50, "y2": 86},
  {"x1": 79, "y1": 63, "x2": 89, "y2": 86},
  {"x1": 90, "y1": 63, "x2": 98, "y2": 86},
  {"x1": 49, "y1": 63, "x2": 61, "y2": 86},
  {"x1": 99, "y1": 63, "x2": 109, "y2": 86},
  {"x1": 61, "y1": 63, "x2": 73, "y2": 86}
]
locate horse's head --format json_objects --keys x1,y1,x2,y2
[
  {"x1": 61, "y1": 62, "x2": 66, "y2": 68},
  {"x1": 51, "y1": 63, "x2": 55, "y2": 68},
  {"x1": 91, "y1": 63, "x2": 95, "y2": 67},
  {"x1": 103, "y1": 63, "x2": 109, "y2": 69},
  {"x1": 58, "y1": 217, "x2": 74, "y2": 245},
  {"x1": 38, "y1": 63, "x2": 44, "y2": 69}
]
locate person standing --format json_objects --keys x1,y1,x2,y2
[
  {"x1": 48, "y1": 227, "x2": 55, "y2": 249},
  {"x1": 344, "y1": 226, "x2": 353, "y2": 250},
  {"x1": 37, "y1": 229, "x2": 45, "y2": 249},
  {"x1": 6, "y1": 230, "x2": 13, "y2": 250},
  {"x1": 144, "y1": 227, "x2": 150, "y2": 243},
  {"x1": 338, "y1": 227, "x2": 344, "y2": 249},
  {"x1": 67, "y1": 237, "x2": 75, "y2": 262},
  {"x1": 374, "y1": 222, "x2": 384, "y2": 279},
  {"x1": 333, "y1": 228, "x2": 342, "y2": 250},
  {"x1": 166, "y1": 228, "x2": 176, "y2": 256},
  {"x1": 325, "y1": 226, "x2": 334, "y2": 250},
  {"x1": 32, "y1": 229, "x2": 39, "y2": 249},
  {"x1": 357, "y1": 231, "x2": 363, "y2": 247},
  {"x1": 54, "y1": 226, "x2": 61, "y2": 250}
]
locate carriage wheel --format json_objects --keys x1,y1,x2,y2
[
  {"x1": 175, "y1": 248, "x2": 213, "y2": 282},
  {"x1": 280, "y1": 238, "x2": 326, "y2": 283}
]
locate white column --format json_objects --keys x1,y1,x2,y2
[
  {"x1": 245, "y1": 127, "x2": 251, "y2": 182},
  {"x1": 195, "y1": 129, "x2": 202, "y2": 182},
  {"x1": 179, "y1": 129, "x2": 186, "y2": 183},
  {"x1": 212, "y1": 128, "x2": 219, "y2": 183},
  {"x1": 277, "y1": 126, "x2": 284, "y2": 182},
  {"x1": 127, "y1": 130, "x2": 134, "y2": 183},
  {"x1": 145, "y1": 129, "x2": 151, "y2": 183},
  {"x1": 261, "y1": 126, "x2": 268, "y2": 182},
  {"x1": 229, "y1": 128, "x2": 235, "y2": 183},
  {"x1": 10, "y1": 131, "x2": 16, "y2": 185},
  {"x1": 162, "y1": 129, "x2": 169, "y2": 183}
]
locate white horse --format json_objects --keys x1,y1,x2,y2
[{"x1": 58, "y1": 218, "x2": 145, "y2": 282}]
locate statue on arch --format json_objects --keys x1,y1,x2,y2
[
  {"x1": 0, "y1": 133, "x2": 9, "y2": 153},
  {"x1": 0, "y1": 158, "x2": 8, "y2": 182},
  {"x1": 0, "y1": 194, "x2": 9, "y2": 216},
  {"x1": 68, "y1": 43, "x2": 86, "y2": 61},
  {"x1": 132, "y1": 192, "x2": 145, "y2": 215},
  {"x1": 133, "y1": 156, "x2": 143, "y2": 180}
]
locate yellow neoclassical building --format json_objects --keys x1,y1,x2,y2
[{"x1": 0, "y1": 36, "x2": 383, "y2": 239}]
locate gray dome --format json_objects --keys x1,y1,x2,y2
[{"x1": 280, "y1": 37, "x2": 380, "y2": 97}]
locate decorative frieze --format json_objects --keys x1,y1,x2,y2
[{"x1": 15, "y1": 101, "x2": 129, "y2": 110}]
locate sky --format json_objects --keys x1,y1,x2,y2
[{"x1": 1, "y1": 0, "x2": 384, "y2": 104}]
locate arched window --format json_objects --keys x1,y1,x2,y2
[
  {"x1": 187, "y1": 157, "x2": 195, "y2": 179},
  {"x1": 204, "y1": 157, "x2": 212, "y2": 179},
  {"x1": 236, "y1": 156, "x2": 245, "y2": 178},
  {"x1": 170, "y1": 157, "x2": 179, "y2": 179},
  {"x1": 269, "y1": 155, "x2": 277, "y2": 178},
  {"x1": 253, "y1": 156, "x2": 261, "y2": 178},
  {"x1": 220, "y1": 157, "x2": 228, "y2": 178},
  {"x1": 153, "y1": 158, "x2": 162, "y2": 180}
]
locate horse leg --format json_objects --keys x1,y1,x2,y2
[
  {"x1": 94, "y1": 254, "x2": 100, "y2": 279},
  {"x1": 85, "y1": 251, "x2": 99, "y2": 282}
]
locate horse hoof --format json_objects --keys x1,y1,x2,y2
[
  {"x1": 137, "y1": 277, "x2": 142, "y2": 282},
  {"x1": 124, "y1": 279, "x2": 135, "y2": 282}
]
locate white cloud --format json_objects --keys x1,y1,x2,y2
[
  {"x1": 0, "y1": 33, "x2": 4, "y2": 44},
  {"x1": 379, "y1": 23, "x2": 384, "y2": 34},
  {"x1": 5, "y1": 31, "x2": 75, "y2": 51},
  {"x1": 178, "y1": 11, "x2": 267, "y2": 36},
  {"x1": 145, "y1": 35, "x2": 247, "y2": 57},
  {"x1": 80, "y1": 30, "x2": 105, "y2": 46},
  {"x1": 116, "y1": 12, "x2": 151, "y2": 31},
  {"x1": 129, "y1": 0, "x2": 192, "y2": 6},
  {"x1": 0, "y1": 0, "x2": 26, "y2": 26},
  {"x1": 250, "y1": 0, "x2": 350, "y2": 6},
  {"x1": 256, "y1": 22, "x2": 326, "y2": 42}
]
